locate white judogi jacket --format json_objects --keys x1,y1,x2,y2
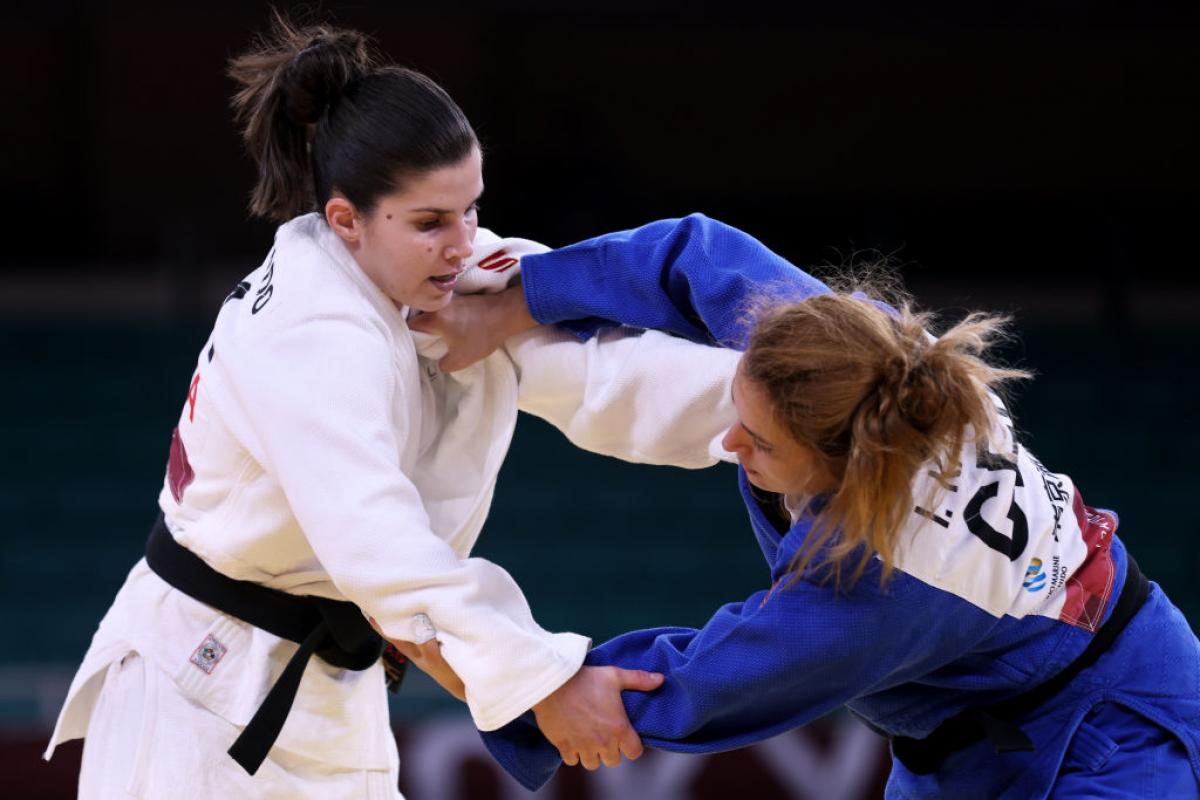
[{"x1": 47, "y1": 214, "x2": 739, "y2": 771}]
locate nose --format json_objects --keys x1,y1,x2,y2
[
  {"x1": 443, "y1": 219, "x2": 474, "y2": 263},
  {"x1": 721, "y1": 424, "x2": 747, "y2": 457}
]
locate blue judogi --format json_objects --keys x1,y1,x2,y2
[{"x1": 483, "y1": 215, "x2": 1200, "y2": 798}]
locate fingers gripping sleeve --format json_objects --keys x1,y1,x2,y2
[
  {"x1": 481, "y1": 583, "x2": 858, "y2": 792},
  {"x1": 481, "y1": 568, "x2": 980, "y2": 790}
]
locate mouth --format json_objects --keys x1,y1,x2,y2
[{"x1": 428, "y1": 270, "x2": 462, "y2": 292}]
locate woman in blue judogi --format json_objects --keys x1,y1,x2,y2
[{"x1": 459, "y1": 214, "x2": 1200, "y2": 798}]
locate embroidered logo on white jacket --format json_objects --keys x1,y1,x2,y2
[{"x1": 190, "y1": 633, "x2": 228, "y2": 674}]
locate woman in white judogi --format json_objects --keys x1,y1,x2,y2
[{"x1": 43, "y1": 19, "x2": 739, "y2": 799}]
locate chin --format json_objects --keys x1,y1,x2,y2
[
  {"x1": 744, "y1": 470, "x2": 777, "y2": 493},
  {"x1": 409, "y1": 292, "x2": 454, "y2": 314}
]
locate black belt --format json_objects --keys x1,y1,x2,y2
[
  {"x1": 145, "y1": 514, "x2": 407, "y2": 775},
  {"x1": 891, "y1": 553, "x2": 1150, "y2": 775}
]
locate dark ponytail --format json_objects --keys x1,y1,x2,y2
[{"x1": 229, "y1": 14, "x2": 477, "y2": 222}]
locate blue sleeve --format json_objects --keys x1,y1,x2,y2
[
  {"x1": 481, "y1": 558, "x2": 997, "y2": 791},
  {"x1": 520, "y1": 213, "x2": 831, "y2": 348}
]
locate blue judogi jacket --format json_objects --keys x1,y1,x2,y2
[{"x1": 482, "y1": 215, "x2": 1200, "y2": 798}]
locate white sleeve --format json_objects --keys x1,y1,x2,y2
[
  {"x1": 507, "y1": 325, "x2": 740, "y2": 468},
  {"x1": 224, "y1": 315, "x2": 586, "y2": 731},
  {"x1": 455, "y1": 227, "x2": 547, "y2": 294}
]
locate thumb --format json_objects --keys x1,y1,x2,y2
[
  {"x1": 439, "y1": 352, "x2": 469, "y2": 373},
  {"x1": 614, "y1": 668, "x2": 664, "y2": 693}
]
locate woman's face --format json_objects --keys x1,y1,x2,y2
[
  {"x1": 338, "y1": 146, "x2": 484, "y2": 312},
  {"x1": 721, "y1": 362, "x2": 837, "y2": 497}
]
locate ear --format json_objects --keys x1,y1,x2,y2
[{"x1": 325, "y1": 195, "x2": 362, "y2": 245}]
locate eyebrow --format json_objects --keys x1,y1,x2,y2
[
  {"x1": 409, "y1": 190, "x2": 484, "y2": 215},
  {"x1": 730, "y1": 381, "x2": 774, "y2": 449}
]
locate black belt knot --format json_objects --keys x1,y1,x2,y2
[{"x1": 144, "y1": 514, "x2": 406, "y2": 775}]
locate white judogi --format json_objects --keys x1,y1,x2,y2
[{"x1": 46, "y1": 214, "x2": 739, "y2": 797}]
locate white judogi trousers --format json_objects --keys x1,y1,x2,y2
[{"x1": 78, "y1": 653, "x2": 403, "y2": 800}]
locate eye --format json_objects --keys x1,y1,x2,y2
[
  {"x1": 466, "y1": 202, "x2": 481, "y2": 217},
  {"x1": 416, "y1": 217, "x2": 442, "y2": 232},
  {"x1": 748, "y1": 436, "x2": 773, "y2": 455}
]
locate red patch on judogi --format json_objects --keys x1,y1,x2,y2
[
  {"x1": 1060, "y1": 494, "x2": 1117, "y2": 633},
  {"x1": 478, "y1": 250, "x2": 519, "y2": 273},
  {"x1": 167, "y1": 427, "x2": 194, "y2": 503}
]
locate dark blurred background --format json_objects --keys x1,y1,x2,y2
[{"x1": 2, "y1": 2, "x2": 1198, "y2": 798}]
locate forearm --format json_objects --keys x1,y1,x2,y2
[
  {"x1": 321, "y1": 519, "x2": 589, "y2": 730},
  {"x1": 509, "y1": 326, "x2": 739, "y2": 468},
  {"x1": 520, "y1": 214, "x2": 830, "y2": 348},
  {"x1": 491, "y1": 283, "x2": 539, "y2": 340}
]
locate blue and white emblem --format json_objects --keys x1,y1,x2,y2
[{"x1": 1023, "y1": 558, "x2": 1047, "y2": 592}]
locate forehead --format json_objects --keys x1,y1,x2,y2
[
  {"x1": 386, "y1": 147, "x2": 484, "y2": 208},
  {"x1": 733, "y1": 368, "x2": 781, "y2": 433}
]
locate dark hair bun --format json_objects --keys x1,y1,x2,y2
[
  {"x1": 230, "y1": 14, "x2": 476, "y2": 221},
  {"x1": 280, "y1": 29, "x2": 373, "y2": 125}
]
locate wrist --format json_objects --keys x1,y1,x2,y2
[
  {"x1": 506, "y1": 283, "x2": 540, "y2": 331},
  {"x1": 496, "y1": 283, "x2": 539, "y2": 340}
]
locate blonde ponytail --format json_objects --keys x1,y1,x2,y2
[{"x1": 742, "y1": 291, "x2": 1030, "y2": 587}]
